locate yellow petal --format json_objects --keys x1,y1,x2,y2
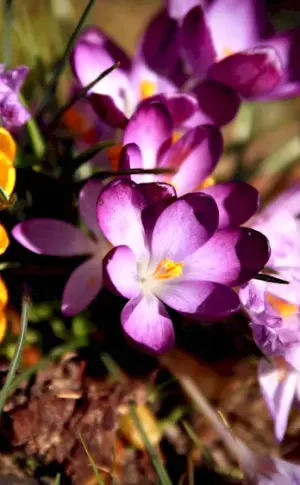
[
  {"x1": 119, "y1": 404, "x2": 162, "y2": 449},
  {"x1": 0, "y1": 225, "x2": 9, "y2": 256},
  {"x1": 0, "y1": 127, "x2": 16, "y2": 163},
  {"x1": 0, "y1": 311, "x2": 7, "y2": 343},
  {"x1": 0, "y1": 159, "x2": 16, "y2": 196}
]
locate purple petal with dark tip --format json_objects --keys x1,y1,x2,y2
[
  {"x1": 158, "y1": 280, "x2": 240, "y2": 320},
  {"x1": 208, "y1": 47, "x2": 283, "y2": 98},
  {"x1": 150, "y1": 193, "x2": 219, "y2": 263},
  {"x1": 201, "y1": 182, "x2": 260, "y2": 228},
  {"x1": 96, "y1": 179, "x2": 147, "y2": 258},
  {"x1": 121, "y1": 294, "x2": 175, "y2": 354},
  {"x1": 192, "y1": 80, "x2": 241, "y2": 126},
  {"x1": 181, "y1": 6, "x2": 216, "y2": 77},
  {"x1": 79, "y1": 179, "x2": 105, "y2": 237},
  {"x1": 89, "y1": 93, "x2": 128, "y2": 128}
]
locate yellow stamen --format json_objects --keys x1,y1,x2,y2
[
  {"x1": 107, "y1": 144, "x2": 122, "y2": 171},
  {"x1": 172, "y1": 130, "x2": 183, "y2": 144},
  {"x1": 198, "y1": 176, "x2": 216, "y2": 189},
  {"x1": 153, "y1": 258, "x2": 184, "y2": 280},
  {"x1": 140, "y1": 80, "x2": 156, "y2": 100},
  {"x1": 0, "y1": 128, "x2": 16, "y2": 163},
  {"x1": 0, "y1": 225, "x2": 9, "y2": 256},
  {"x1": 217, "y1": 46, "x2": 234, "y2": 62},
  {"x1": 266, "y1": 293, "x2": 298, "y2": 318}
]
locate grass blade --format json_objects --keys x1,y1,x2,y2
[
  {"x1": 38, "y1": 0, "x2": 96, "y2": 117},
  {"x1": 54, "y1": 473, "x2": 61, "y2": 485},
  {"x1": 19, "y1": 93, "x2": 46, "y2": 159},
  {"x1": 72, "y1": 140, "x2": 115, "y2": 169},
  {"x1": 0, "y1": 293, "x2": 30, "y2": 415},
  {"x1": 129, "y1": 401, "x2": 172, "y2": 485},
  {"x1": 78, "y1": 432, "x2": 106, "y2": 485},
  {"x1": 254, "y1": 273, "x2": 289, "y2": 285},
  {"x1": 48, "y1": 62, "x2": 120, "y2": 129},
  {"x1": 3, "y1": 0, "x2": 13, "y2": 67}
]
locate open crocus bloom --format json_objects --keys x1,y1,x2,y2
[
  {"x1": 258, "y1": 356, "x2": 300, "y2": 443},
  {"x1": 119, "y1": 101, "x2": 260, "y2": 225},
  {"x1": 97, "y1": 179, "x2": 269, "y2": 354},
  {"x1": 71, "y1": 22, "x2": 240, "y2": 130},
  {"x1": 12, "y1": 180, "x2": 110, "y2": 316},
  {"x1": 173, "y1": 0, "x2": 300, "y2": 100},
  {"x1": 240, "y1": 183, "x2": 300, "y2": 368},
  {"x1": 0, "y1": 65, "x2": 30, "y2": 129}
]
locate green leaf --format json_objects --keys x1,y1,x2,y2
[
  {"x1": 38, "y1": 0, "x2": 96, "y2": 117},
  {"x1": 129, "y1": 402, "x2": 173, "y2": 485},
  {"x1": 3, "y1": 0, "x2": 13, "y2": 67},
  {"x1": 0, "y1": 293, "x2": 30, "y2": 415},
  {"x1": 78, "y1": 432, "x2": 106, "y2": 485}
]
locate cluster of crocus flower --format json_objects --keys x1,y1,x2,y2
[
  {"x1": 0, "y1": 65, "x2": 30, "y2": 130},
  {"x1": 240, "y1": 184, "x2": 300, "y2": 442}
]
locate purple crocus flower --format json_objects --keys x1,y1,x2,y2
[
  {"x1": 12, "y1": 180, "x2": 110, "y2": 316},
  {"x1": 118, "y1": 101, "x2": 260, "y2": 225},
  {"x1": 0, "y1": 65, "x2": 30, "y2": 129},
  {"x1": 172, "y1": 0, "x2": 300, "y2": 100},
  {"x1": 71, "y1": 23, "x2": 240, "y2": 130},
  {"x1": 240, "y1": 183, "x2": 300, "y2": 369},
  {"x1": 258, "y1": 356, "x2": 300, "y2": 442},
  {"x1": 97, "y1": 178, "x2": 269, "y2": 354}
]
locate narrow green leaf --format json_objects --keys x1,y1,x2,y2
[
  {"x1": 3, "y1": 0, "x2": 13, "y2": 67},
  {"x1": 78, "y1": 432, "x2": 106, "y2": 485},
  {"x1": 38, "y1": 0, "x2": 96, "y2": 116},
  {"x1": 182, "y1": 420, "x2": 215, "y2": 468},
  {"x1": 0, "y1": 186, "x2": 10, "y2": 202},
  {"x1": 54, "y1": 473, "x2": 61, "y2": 485},
  {"x1": 0, "y1": 293, "x2": 30, "y2": 415},
  {"x1": 72, "y1": 140, "x2": 115, "y2": 169},
  {"x1": 254, "y1": 273, "x2": 289, "y2": 285},
  {"x1": 48, "y1": 62, "x2": 119, "y2": 129},
  {"x1": 129, "y1": 402, "x2": 173, "y2": 485},
  {"x1": 100, "y1": 352, "x2": 124, "y2": 381},
  {"x1": 19, "y1": 93, "x2": 46, "y2": 159}
]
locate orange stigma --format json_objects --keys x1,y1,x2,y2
[
  {"x1": 217, "y1": 46, "x2": 234, "y2": 61},
  {"x1": 266, "y1": 293, "x2": 298, "y2": 318},
  {"x1": 140, "y1": 80, "x2": 156, "y2": 100},
  {"x1": 153, "y1": 258, "x2": 184, "y2": 280}
]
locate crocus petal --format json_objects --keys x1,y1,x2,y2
[
  {"x1": 0, "y1": 65, "x2": 29, "y2": 92},
  {"x1": 121, "y1": 294, "x2": 174, "y2": 354},
  {"x1": 258, "y1": 359, "x2": 298, "y2": 442},
  {"x1": 150, "y1": 193, "x2": 218, "y2": 263},
  {"x1": 0, "y1": 94, "x2": 30, "y2": 129},
  {"x1": 206, "y1": 0, "x2": 271, "y2": 56},
  {"x1": 0, "y1": 156, "x2": 15, "y2": 195},
  {"x1": 118, "y1": 143, "x2": 145, "y2": 183},
  {"x1": 139, "y1": 10, "x2": 181, "y2": 76},
  {"x1": 62, "y1": 256, "x2": 103, "y2": 316},
  {"x1": 79, "y1": 178, "x2": 105, "y2": 237},
  {"x1": 89, "y1": 93, "x2": 127, "y2": 128},
  {"x1": 123, "y1": 101, "x2": 173, "y2": 171},
  {"x1": 71, "y1": 27, "x2": 130, "y2": 125},
  {"x1": 163, "y1": 124, "x2": 223, "y2": 196},
  {"x1": 104, "y1": 245, "x2": 140, "y2": 299},
  {"x1": 184, "y1": 228, "x2": 270, "y2": 286},
  {"x1": 12, "y1": 219, "x2": 96, "y2": 256},
  {"x1": 139, "y1": 182, "x2": 176, "y2": 204},
  {"x1": 166, "y1": 0, "x2": 200, "y2": 19},
  {"x1": 97, "y1": 179, "x2": 147, "y2": 259},
  {"x1": 0, "y1": 127, "x2": 16, "y2": 162},
  {"x1": 158, "y1": 280, "x2": 240, "y2": 320},
  {"x1": 192, "y1": 80, "x2": 241, "y2": 126},
  {"x1": 208, "y1": 47, "x2": 283, "y2": 99},
  {"x1": 148, "y1": 92, "x2": 199, "y2": 127},
  {"x1": 0, "y1": 225, "x2": 9, "y2": 255},
  {"x1": 201, "y1": 182, "x2": 260, "y2": 228},
  {"x1": 181, "y1": 6, "x2": 216, "y2": 77}
]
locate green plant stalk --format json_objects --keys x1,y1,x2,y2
[
  {"x1": 54, "y1": 473, "x2": 61, "y2": 485},
  {"x1": 78, "y1": 432, "x2": 106, "y2": 485},
  {"x1": 38, "y1": 0, "x2": 96, "y2": 117},
  {"x1": 3, "y1": 0, "x2": 13, "y2": 67},
  {"x1": 19, "y1": 93, "x2": 46, "y2": 159},
  {"x1": 0, "y1": 295, "x2": 30, "y2": 415},
  {"x1": 129, "y1": 402, "x2": 173, "y2": 485}
]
